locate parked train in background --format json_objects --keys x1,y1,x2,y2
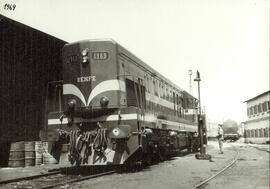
[{"x1": 40, "y1": 39, "x2": 201, "y2": 167}]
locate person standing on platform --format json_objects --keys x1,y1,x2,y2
[{"x1": 217, "y1": 124, "x2": 224, "y2": 154}]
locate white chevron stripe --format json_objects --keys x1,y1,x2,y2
[
  {"x1": 87, "y1": 80, "x2": 126, "y2": 106},
  {"x1": 63, "y1": 80, "x2": 126, "y2": 106},
  {"x1": 63, "y1": 84, "x2": 87, "y2": 105}
]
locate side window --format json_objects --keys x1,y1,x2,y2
[
  {"x1": 125, "y1": 78, "x2": 146, "y2": 108},
  {"x1": 126, "y1": 79, "x2": 137, "y2": 107}
]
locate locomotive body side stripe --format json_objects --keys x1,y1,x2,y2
[
  {"x1": 145, "y1": 92, "x2": 174, "y2": 109},
  {"x1": 48, "y1": 113, "x2": 197, "y2": 131},
  {"x1": 48, "y1": 113, "x2": 137, "y2": 125}
]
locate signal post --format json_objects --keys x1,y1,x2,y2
[{"x1": 194, "y1": 71, "x2": 211, "y2": 160}]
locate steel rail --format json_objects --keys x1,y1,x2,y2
[
  {"x1": 248, "y1": 144, "x2": 270, "y2": 153},
  {"x1": 0, "y1": 170, "x2": 61, "y2": 185},
  {"x1": 192, "y1": 146, "x2": 239, "y2": 189},
  {"x1": 37, "y1": 170, "x2": 115, "y2": 189}
]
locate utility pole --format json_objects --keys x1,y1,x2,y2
[{"x1": 194, "y1": 70, "x2": 211, "y2": 160}]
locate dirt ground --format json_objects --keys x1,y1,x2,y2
[
  {"x1": 1, "y1": 141, "x2": 268, "y2": 189},
  {"x1": 201, "y1": 143, "x2": 269, "y2": 189},
  {"x1": 66, "y1": 141, "x2": 242, "y2": 189}
]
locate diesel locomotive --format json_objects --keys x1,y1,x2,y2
[{"x1": 41, "y1": 39, "x2": 200, "y2": 167}]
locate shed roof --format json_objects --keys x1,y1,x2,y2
[{"x1": 244, "y1": 90, "x2": 270, "y2": 103}]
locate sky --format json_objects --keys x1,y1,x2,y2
[{"x1": 1, "y1": 0, "x2": 269, "y2": 123}]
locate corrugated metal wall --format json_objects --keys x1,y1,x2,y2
[{"x1": 0, "y1": 15, "x2": 67, "y2": 142}]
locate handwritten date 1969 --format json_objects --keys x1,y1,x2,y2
[{"x1": 4, "y1": 4, "x2": 16, "y2": 10}]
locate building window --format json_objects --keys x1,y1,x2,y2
[
  {"x1": 153, "y1": 80, "x2": 158, "y2": 96},
  {"x1": 258, "y1": 103, "x2": 262, "y2": 113},
  {"x1": 166, "y1": 87, "x2": 169, "y2": 101},
  {"x1": 146, "y1": 76, "x2": 150, "y2": 93},
  {"x1": 245, "y1": 130, "x2": 249, "y2": 138},
  {"x1": 251, "y1": 129, "x2": 255, "y2": 138},
  {"x1": 250, "y1": 107, "x2": 253, "y2": 115},
  {"x1": 247, "y1": 130, "x2": 251, "y2": 138},
  {"x1": 265, "y1": 128, "x2": 269, "y2": 137},
  {"x1": 162, "y1": 84, "x2": 165, "y2": 99},
  {"x1": 254, "y1": 105, "x2": 258, "y2": 114},
  {"x1": 260, "y1": 128, "x2": 264, "y2": 138},
  {"x1": 254, "y1": 129, "x2": 257, "y2": 137},
  {"x1": 262, "y1": 101, "x2": 267, "y2": 112}
]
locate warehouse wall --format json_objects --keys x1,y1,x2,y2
[{"x1": 0, "y1": 15, "x2": 67, "y2": 142}]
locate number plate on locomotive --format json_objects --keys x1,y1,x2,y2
[
  {"x1": 92, "y1": 52, "x2": 109, "y2": 60},
  {"x1": 67, "y1": 55, "x2": 79, "y2": 63}
]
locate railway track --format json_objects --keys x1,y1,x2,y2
[
  {"x1": 38, "y1": 170, "x2": 115, "y2": 189},
  {"x1": 247, "y1": 144, "x2": 270, "y2": 153},
  {"x1": 0, "y1": 166, "x2": 116, "y2": 189},
  {"x1": 192, "y1": 145, "x2": 239, "y2": 189},
  {"x1": 193, "y1": 143, "x2": 269, "y2": 189},
  {"x1": 0, "y1": 170, "x2": 61, "y2": 185}
]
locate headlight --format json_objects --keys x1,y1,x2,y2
[
  {"x1": 81, "y1": 49, "x2": 88, "y2": 56},
  {"x1": 68, "y1": 99, "x2": 77, "y2": 109},
  {"x1": 100, "y1": 96, "x2": 109, "y2": 107},
  {"x1": 112, "y1": 128, "x2": 120, "y2": 136},
  {"x1": 81, "y1": 49, "x2": 89, "y2": 63},
  {"x1": 169, "y1": 131, "x2": 177, "y2": 136}
]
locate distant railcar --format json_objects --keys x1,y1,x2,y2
[
  {"x1": 41, "y1": 39, "x2": 200, "y2": 166},
  {"x1": 223, "y1": 133, "x2": 240, "y2": 142}
]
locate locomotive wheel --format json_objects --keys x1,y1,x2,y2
[
  {"x1": 142, "y1": 146, "x2": 153, "y2": 166},
  {"x1": 143, "y1": 152, "x2": 153, "y2": 166},
  {"x1": 158, "y1": 148, "x2": 166, "y2": 162}
]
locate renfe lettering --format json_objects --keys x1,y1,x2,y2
[{"x1": 77, "y1": 76, "x2": 96, "y2": 83}]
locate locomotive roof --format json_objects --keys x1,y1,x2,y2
[
  {"x1": 117, "y1": 41, "x2": 196, "y2": 99},
  {"x1": 66, "y1": 39, "x2": 196, "y2": 99}
]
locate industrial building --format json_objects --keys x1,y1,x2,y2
[
  {"x1": 243, "y1": 91, "x2": 270, "y2": 144},
  {"x1": 0, "y1": 15, "x2": 67, "y2": 166}
]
